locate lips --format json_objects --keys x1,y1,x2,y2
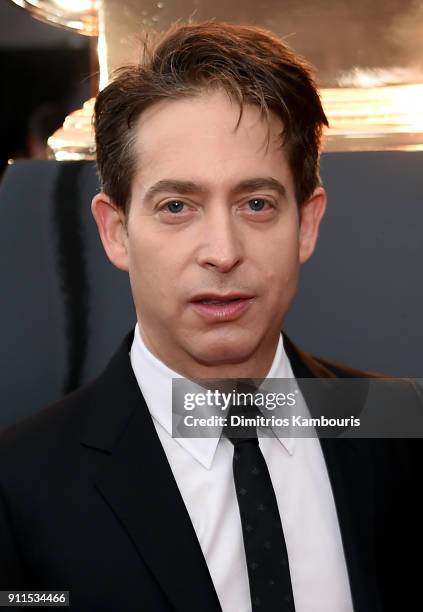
[
  {"x1": 190, "y1": 293, "x2": 254, "y2": 304},
  {"x1": 189, "y1": 294, "x2": 255, "y2": 322},
  {"x1": 200, "y1": 299, "x2": 236, "y2": 304}
]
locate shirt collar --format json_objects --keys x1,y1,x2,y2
[{"x1": 130, "y1": 322, "x2": 296, "y2": 469}]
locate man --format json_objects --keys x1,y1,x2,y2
[{"x1": 0, "y1": 20, "x2": 421, "y2": 612}]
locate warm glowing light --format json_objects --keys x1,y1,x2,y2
[
  {"x1": 322, "y1": 83, "x2": 423, "y2": 151},
  {"x1": 97, "y1": 1, "x2": 108, "y2": 91},
  {"x1": 10, "y1": 0, "x2": 98, "y2": 35},
  {"x1": 48, "y1": 99, "x2": 96, "y2": 160},
  {"x1": 52, "y1": 0, "x2": 95, "y2": 13}
]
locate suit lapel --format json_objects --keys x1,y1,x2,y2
[
  {"x1": 283, "y1": 334, "x2": 382, "y2": 612},
  {"x1": 78, "y1": 329, "x2": 384, "y2": 612},
  {"x1": 79, "y1": 332, "x2": 222, "y2": 612}
]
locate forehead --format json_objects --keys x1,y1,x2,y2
[{"x1": 131, "y1": 89, "x2": 293, "y2": 194}]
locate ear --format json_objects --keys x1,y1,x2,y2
[
  {"x1": 299, "y1": 186, "x2": 327, "y2": 264},
  {"x1": 91, "y1": 192, "x2": 129, "y2": 271}
]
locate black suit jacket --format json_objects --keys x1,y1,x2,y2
[{"x1": 0, "y1": 330, "x2": 422, "y2": 611}]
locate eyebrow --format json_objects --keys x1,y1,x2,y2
[{"x1": 143, "y1": 176, "x2": 287, "y2": 203}]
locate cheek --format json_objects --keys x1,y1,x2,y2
[
  {"x1": 259, "y1": 230, "x2": 300, "y2": 286},
  {"x1": 255, "y1": 240, "x2": 300, "y2": 315},
  {"x1": 127, "y1": 229, "x2": 186, "y2": 304}
]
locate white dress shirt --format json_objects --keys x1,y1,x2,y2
[{"x1": 130, "y1": 323, "x2": 354, "y2": 612}]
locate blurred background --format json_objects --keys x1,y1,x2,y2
[{"x1": 0, "y1": 1, "x2": 92, "y2": 177}]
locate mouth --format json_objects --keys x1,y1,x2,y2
[
  {"x1": 199, "y1": 299, "x2": 238, "y2": 304},
  {"x1": 189, "y1": 294, "x2": 255, "y2": 322},
  {"x1": 190, "y1": 293, "x2": 254, "y2": 304}
]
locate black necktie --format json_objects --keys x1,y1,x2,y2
[{"x1": 223, "y1": 401, "x2": 296, "y2": 611}]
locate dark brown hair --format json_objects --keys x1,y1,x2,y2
[{"x1": 94, "y1": 20, "x2": 328, "y2": 212}]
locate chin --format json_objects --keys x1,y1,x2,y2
[{"x1": 188, "y1": 334, "x2": 258, "y2": 367}]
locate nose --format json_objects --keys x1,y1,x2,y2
[{"x1": 196, "y1": 208, "x2": 243, "y2": 273}]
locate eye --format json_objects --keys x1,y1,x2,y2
[
  {"x1": 247, "y1": 198, "x2": 272, "y2": 212},
  {"x1": 160, "y1": 200, "x2": 186, "y2": 213}
]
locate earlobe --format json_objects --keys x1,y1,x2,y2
[
  {"x1": 299, "y1": 187, "x2": 327, "y2": 264},
  {"x1": 91, "y1": 193, "x2": 129, "y2": 272}
]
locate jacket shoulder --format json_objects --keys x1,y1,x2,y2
[
  {"x1": 308, "y1": 353, "x2": 391, "y2": 379},
  {"x1": 0, "y1": 379, "x2": 97, "y2": 461},
  {"x1": 0, "y1": 331, "x2": 135, "y2": 460},
  {"x1": 282, "y1": 333, "x2": 390, "y2": 379}
]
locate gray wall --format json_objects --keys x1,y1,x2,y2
[{"x1": 285, "y1": 151, "x2": 423, "y2": 376}]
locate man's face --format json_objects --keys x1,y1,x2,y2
[{"x1": 93, "y1": 89, "x2": 325, "y2": 378}]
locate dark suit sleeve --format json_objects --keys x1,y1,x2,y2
[{"x1": 0, "y1": 485, "x2": 26, "y2": 589}]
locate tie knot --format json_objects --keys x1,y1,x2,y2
[
  {"x1": 227, "y1": 436, "x2": 259, "y2": 448},
  {"x1": 222, "y1": 399, "x2": 262, "y2": 443}
]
